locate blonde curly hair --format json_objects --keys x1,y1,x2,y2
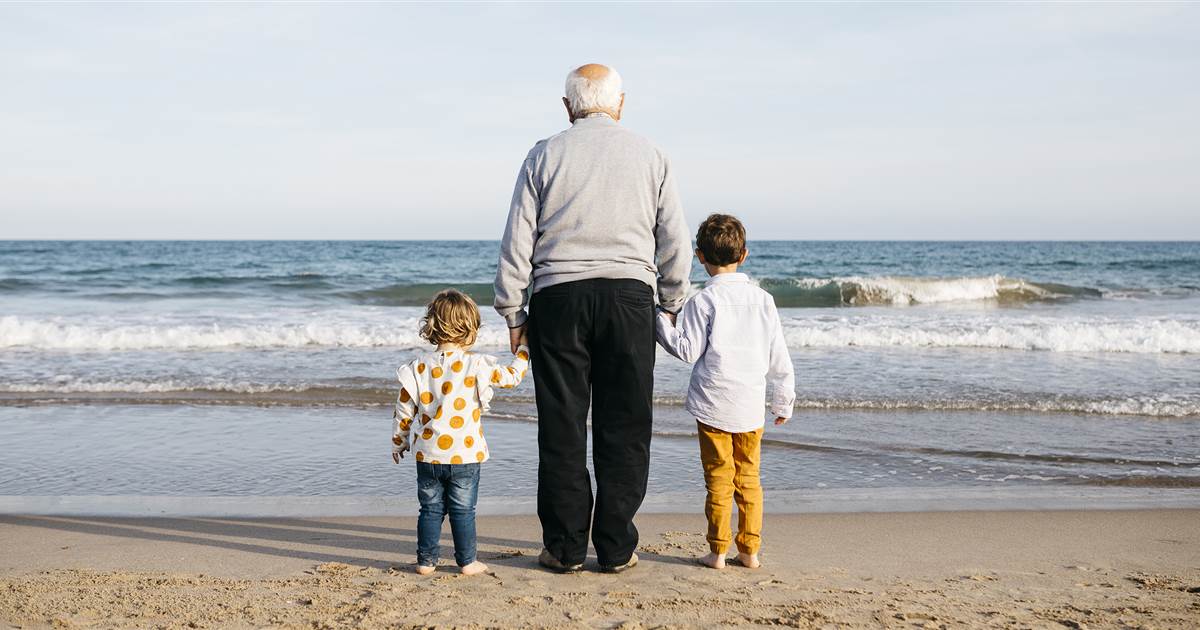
[{"x1": 420, "y1": 289, "x2": 481, "y2": 347}]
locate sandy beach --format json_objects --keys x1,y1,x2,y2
[{"x1": 1, "y1": 509, "x2": 1197, "y2": 628}]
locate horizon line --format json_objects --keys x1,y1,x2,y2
[{"x1": 2, "y1": 238, "x2": 1198, "y2": 244}]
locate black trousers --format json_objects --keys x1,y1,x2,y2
[{"x1": 528, "y1": 278, "x2": 655, "y2": 567}]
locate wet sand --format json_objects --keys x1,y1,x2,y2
[{"x1": 1, "y1": 510, "x2": 1198, "y2": 628}]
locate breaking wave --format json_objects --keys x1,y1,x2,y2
[
  {"x1": 2, "y1": 313, "x2": 1197, "y2": 353},
  {"x1": 759, "y1": 275, "x2": 1101, "y2": 307},
  {"x1": 341, "y1": 275, "x2": 1103, "y2": 309},
  {"x1": 0, "y1": 273, "x2": 1112, "y2": 309},
  {"x1": 0, "y1": 315, "x2": 508, "y2": 351}
]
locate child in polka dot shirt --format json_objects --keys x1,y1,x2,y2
[{"x1": 392, "y1": 289, "x2": 529, "y2": 576}]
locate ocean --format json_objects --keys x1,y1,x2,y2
[{"x1": 1, "y1": 240, "x2": 1198, "y2": 514}]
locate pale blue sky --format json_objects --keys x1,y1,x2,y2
[{"x1": 2, "y1": 3, "x2": 1197, "y2": 240}]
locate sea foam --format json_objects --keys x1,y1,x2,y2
[
  {"x1": 3, "y1": 380, "x2": 1196, "y2": 417},
  {"x1": 2, "y1": 313, "x2": 1197, "y2": 354},
  {"x1": 782, "y1": 316, "x2": 1200, "y2": 353},
  {"x1": 0, "y1": 315, "x2": 511, "y2": 351}
]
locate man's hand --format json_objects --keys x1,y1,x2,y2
[
  {"x1": 773, "y1": 416, "x2": 789, "y2": 426},
  {"x1": 510, "y1": 325, "x2": 528, "y2": 354},
  {"x1": 392, "y1": 444, "x2": 409, "y2": 463}
]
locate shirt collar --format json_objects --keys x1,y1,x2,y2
[
  {"x1": 705, "y1": 272, "x2": 750, "y2": 287},
  {"x1": 572, "y1": 113, "x2": 617, "y2": 126}
]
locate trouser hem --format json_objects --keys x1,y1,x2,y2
[{"x1": 735, "y1": 542, "x2": 760, "y2": 555}]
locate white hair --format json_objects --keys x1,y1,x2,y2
[{"x1": 564, "y1": 65, "x2": 623, "y2": 117}]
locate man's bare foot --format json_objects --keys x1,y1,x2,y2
[
  {"x1": 415, "y1": 564, "x2": 436, "y2": 575},
  {"x1": 735, "y1": 552, "x2": 761, "y2": 569},
  {"x1": 698, "y1": 552, "x2": 726, "y2": 569},
  {"x1": 460, "y1": 561, "x2": 488, "y2": 575}
]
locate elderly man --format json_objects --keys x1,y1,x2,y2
[{"x1": 494, "y1": 63, "x2": 691, "y2": 573}]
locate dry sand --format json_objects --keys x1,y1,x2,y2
[{"x1": 1, "y1": 510, "x2": 1198, "y2": 628}]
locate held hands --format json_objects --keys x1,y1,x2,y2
[
  {"x1": 774, "y1": 416, "x2": 788, "y2": 426},
  {"x1": 392, "y1": 444, "x2": 409, "y2": 463},
  {"x1": 509, "y1": 325, "x2": 528, "y2": 354}
]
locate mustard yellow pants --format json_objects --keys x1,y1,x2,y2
[{"x1": 696, "y1": 421, "x2": 763, "y2": 555}]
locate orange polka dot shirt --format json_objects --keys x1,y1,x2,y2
[{"x1": 392, "y1": 345, "x2": 529, "y2": 465}]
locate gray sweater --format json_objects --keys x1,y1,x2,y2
[{"x1": 493, "y1": 115, "x2": 692, "y2": 328}]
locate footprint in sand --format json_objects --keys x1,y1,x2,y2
[{"x1": 962, "y1": 574, "x2": 998, "y2": 582}]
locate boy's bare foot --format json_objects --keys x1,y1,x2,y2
[
  {"x1": 415, "y1": 564, "x2": 436, "y2": 576},
  {"x1": 698, "y1": 552, "x2": 726, "y2": 569},
  {"x1": 460, "y1": 561, "x2": 488, "y2": 576},
  {"x1": 735, "y1": 552, "x2": 761, "y2": 569}
]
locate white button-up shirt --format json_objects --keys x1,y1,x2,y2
[{"x1": 655, "y1": 272, "x2": 795, "y2": 433}]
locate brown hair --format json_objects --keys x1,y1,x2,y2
[
  {"x1": 695, "y1": 213, "x2": 747, "y2": 266},
  {"x1": 420, "y1": 289, "x2": 481, "y2": 347}
]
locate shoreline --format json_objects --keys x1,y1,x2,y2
[
  {"x1": 2, "y1": 510, "x2": 1197, "y2": 628},
  {"x1": 1, "y1": 393, "x2": 1196, "y2": 421},
  {"x1": 4, "y1": 487, "x2": 1200, "y2": 518},
  {"x1": 4, "y1": 404, "x2": 1198, "y2": 500}
]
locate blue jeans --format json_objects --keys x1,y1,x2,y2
[{"x1": 416, "y1": 462, "x2": 480, "y2": 567}]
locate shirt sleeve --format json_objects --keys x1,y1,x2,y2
[
  {"x1": 392, "y1": 370, "x2": 418, "y2": 454},
  {"x1": 480, "y1": 344, "x2": 530, "y2": 390},
  {"x1": 493, "y1": 146, "x2": 543, "y2": 329},
  {"x1": 653, "y1": 154, "x2": 692, "y2": 314},
  {"x1": 766, "y1": 303, "x2": 795, "y2": 419},
  {"x1": 655, "y1": 296, "x2": 710, "y2": 364}
]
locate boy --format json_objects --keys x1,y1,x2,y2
[{"x1": 655, "y1": 213, "x2": 795, "y2": 569}]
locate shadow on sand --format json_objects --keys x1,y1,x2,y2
[{"x1": 0, "y1": 514, "x2": 696, "y2": 572}]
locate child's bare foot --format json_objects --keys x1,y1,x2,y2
[
  {"x1": 460, "y1": 561, "x2": 488, "y2": 575},
  {"x1": 415, "y1": 564, "x2": 436, "y2": 576},
  {"x1": 698, "y1": 552, "x2": 726, "y2": 569},
  {"x1": 735, "y1": 552, "x2": 761, "y2": 569}
]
